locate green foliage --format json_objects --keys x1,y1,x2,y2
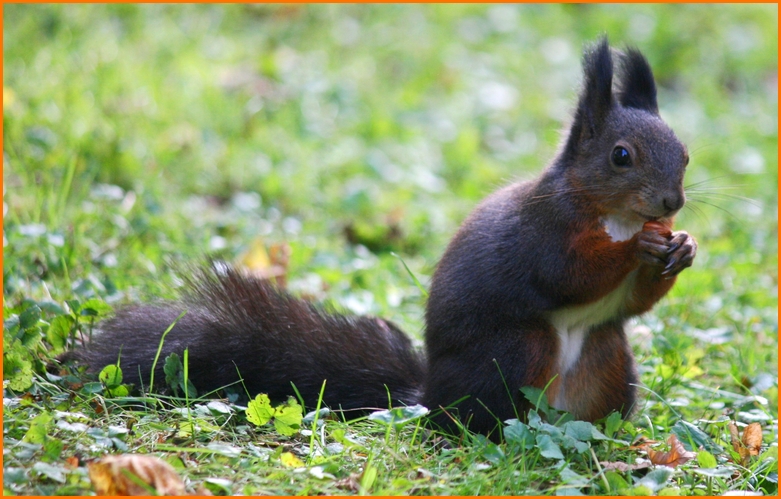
[
  {"x1": 23, "y1": 412, "x2": 53, "y2": 445},
  {"x1": 3, "y1": 339, "x2": 35, "y2": 392},
  {"x1": 2, "y1": 3, "x2": 777, "y2": 495},
  {"x1": 98, "y1": 363, "x2": 122, "y2": 387},
  {"x1": 3, "y1": 296, "x2": 111, "y2": 391},
  {"x1": 366, "y1": 404, "x2": 429, "y2": 430},
  {"x1": 245, "y1": 394, "x2": 303, "y2": 437},
  {"x1": 163, "y1": 352, "x2": 197, "y2": 398},
  {"x1": 98, "y1": 364, "x2": 130, "y2": 398}
]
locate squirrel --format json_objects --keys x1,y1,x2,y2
[{"x1": 65, "y1": 38, "x2": 697, "y2": 438}]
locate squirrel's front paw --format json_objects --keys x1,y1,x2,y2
[
  {"x1": 636, "y1": 225, "x2": 673, "y2": 267},
  {"x1": 661, "y1": 231, "x2": 697, "y2": 277}
]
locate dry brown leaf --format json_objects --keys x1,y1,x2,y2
[
  {"x1": 628, "y1": 436, "x2": 659, "y2": 450},
  {"x1": 88, "y1": 454, "x2": 185, "y2": 496},
  {"x1": 742, "y1": 423, "x2": 763, "y2": 456},
  {"x1": 92, "y1": 401, "x2": 105, "y2": 415},
  {"x1": 728, "y1": 420, "x2": 741, "y2": 452},
  {"x1": 729, "y1": 421, "x2": 763, "y2": 466},
  {"x1": 334, "y1": 472, "x2": 361, "y2": 492},
  {"x1": 268, "y1": 242, "x2": 291, "y2": 287},
  {"x1": 194, "y1": 484, "x2": 214, "y2": 496},
  {"x1": 639, "y1": 434, "x2": 696, "y2": 468}
]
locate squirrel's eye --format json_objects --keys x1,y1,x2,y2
[{"x1": 611, "y1": 146, "x2": 631, "y2": 167}]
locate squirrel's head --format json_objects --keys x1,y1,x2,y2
[{"x1": 561, "y1": 38, "x2": 688, "y2": 224}]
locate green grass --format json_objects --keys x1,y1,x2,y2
[{"x1": 3, "y1": 4, "x2": 778, "y2": 495}]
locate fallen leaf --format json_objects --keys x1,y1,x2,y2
[
  {"x1": 88, "y1": 454, "x2": 185, "y2": 495},
  {"x1": 279, "y1": 451, "x2": 304, "y2": 468},
  {"x1": 268, "y1": 242, "x2": 291, "y2": 287},
  {"x1": 728, "y1": 421, "x2": 741, "y2": 450},
  {"x1": 599, "y1": 459, "x2": 653, "y2": 472},
  {"x1": 194, "y1": 484, "x2": 215, "y2": 496},
  {"x1": 742, "y1": 423, "x2": 763, "y2": 456},
  {"x1": 64, "y1": 456, "x2": 80, "y2": 469},
  {"x1": 628, "y1": 436, "x2": 659, "y2": 450},
  {"x1": 240, "y1": 239, "x2": 271, "y2": 272},
  {"x1": 67, "y1": 381, "x2": 84, "y2": 390},
  {"x1": 638, "y1": 434, "x2": 696, "y2": 468},
  {"x1": 239, "y1": 240, "x2": 290, "y2": 287},
  {"x1": 729, "y1": 421, "x2": 763, "y2": 466},
  {"x1": 335, "y1": 472, "x2": 361, "y2": 492}
]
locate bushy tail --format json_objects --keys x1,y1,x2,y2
[{"x1": 66, "y1": 263, "x2": 426, "y2": 411}]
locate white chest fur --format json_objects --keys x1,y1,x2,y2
[
  {"x1": 546, "y1": 215, "x2": 642, "y2": 410},
  {"x1": 548, "y1": 270, "x2": 637, "y2": 410},
  {"x1": 602, "y1": 215, "x2": 644, "y2": 243}
]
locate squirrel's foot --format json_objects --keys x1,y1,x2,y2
[
  {"x1": 636, "y1": 225, "x2": 673, "y2": 267},
  {"x1": 661, "y1": 231, "x2": 697, "y2": 277}
]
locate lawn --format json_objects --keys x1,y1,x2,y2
[{"x1": 3, "y1": 4, "x2": 778, "y2": 495}]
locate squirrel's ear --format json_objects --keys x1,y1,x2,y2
[
  {"x1": 565, "y1": 37, "x2": 613, "y2": 154},
  {"x1": 617, "y1": 48, "x2": 658, "y2": 113}
]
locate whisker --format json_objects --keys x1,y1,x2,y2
[
  {"x1": 527, "y1": 187, "x2": 596, "y2": 199},
  {"x1": 688, "y1": 142, "x2": 718, "y2": 156},
  {"x1": 519, "y1": 186, "x2": 606, "y2": 207},
  {"x1": 684, "y1": 175, "x2": 732, "y2": 189},
  {"x1": 687, "y1": 191, "x2": 761, "y2": 207},
  {"x1": 686, "y1": 186, "x2": 748, "y2": 192},
  {"x1": 687, "y1": 199, "x2": 740, "y2": 221},
  {"x1": 680, "y1": 203, "x2": 711, "y2": 229}
]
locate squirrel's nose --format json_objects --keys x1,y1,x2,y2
[{"x1": 663, "y1": 193, "x2": 685, "y2": 214}]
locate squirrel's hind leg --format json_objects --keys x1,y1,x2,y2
[
  {"x1": 555, "y1": 321, "x2": 638, "y2": 421},
  {"x1": 423, "y1": 321, "x2": 560, "y2": 438}
]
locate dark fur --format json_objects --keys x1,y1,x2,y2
[
  {"x1": 66, "y1": 39, "x2": 693, "y2": 438},
  {"x1": 423, "y1": 38, "x2": 690, "y2": 435},
  {"x1": 69, "y1": 265, "x2": 425, "y2": 410}
]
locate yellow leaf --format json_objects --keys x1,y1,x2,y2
[
  {"x1": 238, "y1": 239, "x2": 290, "y2": 286},
  {"x1": 240, "y1": 239, "x2": 271, "y2": 271},
  {"x1": 246, "y1": 393, "x2": 274, "y2": 427},
  {"x1": 273, "y1": 397, "x2": 303, "y2": 436},
  {"x1": 279, "y1": 451, "x2": 304, "y2": 468},
  {"x1": 3, "y1": 87, "x2": 16, "y2": 109},
  {"x1": 681, "y1": 365, "x2": 704, "y2": 379}
]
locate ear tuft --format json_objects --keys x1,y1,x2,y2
[
  {"x1": 563, "y1": 37, "x2": 614, "y2": 157},
  {"x1": 581, "y1": 36, "x2": 614, "y2": 117},
  {"x1": 617, "y1": 48, "x2": 658, "y2": 113}
]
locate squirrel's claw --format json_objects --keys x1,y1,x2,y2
[
  {"x1": 637, "y1": 227, "x2": 674, "y2": 266},
  {"x1": 661, "y1": 231, "x2": 697, "y2": 277}
]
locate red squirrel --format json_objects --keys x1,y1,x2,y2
[{"x1": 67, "y1": 39, "x2": 696, "y2": 437}]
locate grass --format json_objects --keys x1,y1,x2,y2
[{"x1": 3, "y1": 4, "x2": 778, "y2": 495}]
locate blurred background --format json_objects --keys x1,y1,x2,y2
[{"x1": 3, "y1": 4, "x2": 777, "y2": 339}]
